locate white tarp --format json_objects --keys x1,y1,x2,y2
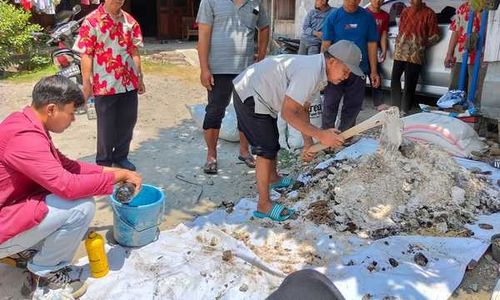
[{"x1": 1, "y1": 139, "x2": 499, "y2": 300}]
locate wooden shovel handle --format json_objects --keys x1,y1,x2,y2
[{"x1": 308, "y1": 111, "x2": 387, "y2": 153}]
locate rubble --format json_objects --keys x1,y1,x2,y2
[
  {"x1": 283, "y1": 140, "x2": 500, "y2": 239},
  {"x1": 414, "y1": 253, "x2": 428, "y2": 267}
]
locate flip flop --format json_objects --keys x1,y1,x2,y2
[
  {"x1": 238, "y1": 155, "x2": 256, "y2": 168},
  {"x1": 203, "y1": 160, "x2": 217, "y2": 174},
  {"x1": 270, "y1": 176, "x2": 295, "y2": 189},
  {"x1": 253, "y1": 202, "x2": 295, "y2": 222}
]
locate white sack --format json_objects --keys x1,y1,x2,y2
[
  {"x1": 402, "y1": 113, "x2": 486, "y2": 157},
  {"x1": 186, "y1": 103, "x2": 240, "y2": 142},
  {"x1": 286, "y1": 93, "x2": 323, "y2": 150}
]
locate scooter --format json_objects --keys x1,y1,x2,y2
[{"x1": 47, "y1": 5, "x2": 84, "y2": 86}]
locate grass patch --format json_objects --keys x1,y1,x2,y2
[
  {"x1": 143, "y1": 60, "x2": 199, "y2": 83},
  {"x1": 1, "y1": 65, "x2": 57, "y2": 83}
]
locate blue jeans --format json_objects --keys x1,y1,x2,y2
[{"x1": 0, "y1": 195, "x2": 95, "y2": 275}]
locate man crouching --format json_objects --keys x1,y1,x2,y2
[{"x1": 0, "y1": 76, "x2": 142, "y2": 298}]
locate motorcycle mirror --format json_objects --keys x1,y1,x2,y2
[{"x1": 72, "y1": 5, "x2": 81, "y2": 15}]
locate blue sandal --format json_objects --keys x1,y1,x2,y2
[
  {"x1": 270, "y1": 176, "x2": 295, "y2": 189},
  {"x1": 253, "y1": 203, "x2": 295, "y2": 222}
]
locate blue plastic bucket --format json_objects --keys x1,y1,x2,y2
[{"x1": 110, "y1": 184, "x2": 165, "y2": 247}]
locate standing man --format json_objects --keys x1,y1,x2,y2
[
  {"x1": 367, "y1": 0, "x2": 390, "y2": 111},
  {"x1": 197, "y1": 0, "x2": 270, "y2": 174},
  {"x1": 298, "y1": 0, "x2": 333, "y2": 55},
  {"x1": 321, "y1": 0, "x2": 380, "y2": 131},
  {"x1": 74, "y1": 0, "x2": 145, "y2": 171},
  {"x1": 390, "y1": 0, "x2": 439, "y2": 115},
  {"x1": 445, "y1": 1, "x2": 485, "y2": 103},
  {"x1": 233, "y1": 40, "x2": 364, "y2": 221},
  {"x1": 0, "y1": 76, "x2": 142, "y2": 299}
]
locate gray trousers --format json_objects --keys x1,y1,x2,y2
[
  {"x1": 298, "y1": 39, "x2": 321, "y2": 55},
  {"x1": 267, "y1": 269, "x2": 345, "y2": 300},
  {"x1": 95, "y1": 90, "x2": 138, "y2": 166},
  {"x1": 0, "y1": 195, "x2": 95, "y2": 276},
  {"x1": 322, "y1": 73, "x2": 366, "y2": 131}
]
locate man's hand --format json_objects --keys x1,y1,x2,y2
[
  {"x1": 444, "y1": 53, "x2": 456, "y2": 68},
  {"x1": 138, "y1": 78, "x2": 146, "y2": 94},
  {"x1": 114, "y1": 169, "x2": 143, "y2": 195},
  {"x1": 302, "y1": 144, "x2": 316, "y2": 162},
  {"x1": 370, "y1": 72, "x2": 381, "y2": 88},
  {"x1": 318, "y1": 128, "x2": 345, "y2": 148},
  {"x1": 313, "y1": 31, "x2": 322, "y2": 39},
  {"x1": 379, "y1": 50, "x2": 387, "y2": 63},
  {"x1": 200, "y1": 68, "x2": 214, "y2": 91},
  {"x1": 82, "y1": 80, "x2": 93, "y2": 101}
]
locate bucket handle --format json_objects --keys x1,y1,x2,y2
[{"x1": 109, "y1": 192, "x2": 166, "y2": 233}]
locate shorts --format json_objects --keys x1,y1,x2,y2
[{"x1": 233, "y1": 91, "x2": 280, "y2": 160}]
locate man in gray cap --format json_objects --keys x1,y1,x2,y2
[{"x1": 233, "y1": 40, "x2": 363, "y2": 222}]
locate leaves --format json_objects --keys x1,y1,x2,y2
[{"x1": 0, "y1": 0, "x2": 46, "y2": 71}]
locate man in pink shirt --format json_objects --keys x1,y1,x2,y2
[{"x1": 0, "y1": 76, "x2": 142, "y2": 298}]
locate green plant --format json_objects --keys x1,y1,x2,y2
[{"x1": 0, "y1": 1, "x2": 47, "y2": 71}]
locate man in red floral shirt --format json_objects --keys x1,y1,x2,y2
[
  {"x1": 445, "y1": 1, "x2": 486, "y2": 104},
  {"x1": 74, "y1": 0, "x2": 145, "y2": 171}
]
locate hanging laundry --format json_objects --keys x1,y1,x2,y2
[
  {"x1": 81, "y1": 0, "x2": 90, "y2": 5},
  {"x1": 20, "y1": 0, "x2": 32, "y2": 11}
]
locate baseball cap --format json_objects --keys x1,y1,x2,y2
[{"x1": 327, "y1": 40, "x2": 364, "y2": 77}]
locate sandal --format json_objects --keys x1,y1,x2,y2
[
  {"x1": 253, "y1": 202, "x2": 295, "y2": 222},
  {"x1": 238, "y1": 155, "x2": 256, "y2": 168},
  {"x1": 270, "y1": 176, "x2": 295, "y2": 189},
  {"x1": 203, "y1": 160, "x2": 218, "y2": 174}
]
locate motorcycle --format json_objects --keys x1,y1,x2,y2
[
  {"x1": 272, "y1": 35, "x2": 300, "y2": 55},
  {"x1": 47, "y1": 5, "x2": 84, "y2": 85}
]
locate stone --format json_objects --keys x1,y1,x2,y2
[
  {"x1": 414, "y1": 252, "x2": 428, "y2": 267},
  {"x1": 451, "y1": 186, "x2": 466, "y2": 206},
  {"x1": 470, "y1": 283, "x2": 479, "y2": 292},
  {"x1": 222, "y1": 250, "x2": 233, "y2": 262},
  {"x1": 435, "y1": 222, "x2": 448, "y2": 233},
  {"x1": 389, "y1": 258, "x2": 399, "y2": 268},
  {"x1": 239, "y1": 284, "x2": 249, "y2": 292},
  {"x1": 478, "y1": 223, "x2": 494, "y2": 230}
]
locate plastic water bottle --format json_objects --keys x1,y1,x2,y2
[
  {"x1": 114, "y1": 182, "x2": 136, "y2": 204},
  {"x1": 85, "y1": 231, "x2": 109, "y2": 278},
  {"x1": 86, "y1": 97, "x2": 97, "y2": 120}
]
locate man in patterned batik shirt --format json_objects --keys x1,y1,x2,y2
[
  {"x1": 74, "y1": 0, "x2": 145, "y2": 171},
  {"x1": 390, "y1": 0, "x2": 439, "y2": 115}
]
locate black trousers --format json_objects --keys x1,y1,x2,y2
[
  {"x1": 390, "y1": 60, "x2": 422, "y2": 113},
  {"x1": 95, "y1": 90, "x2": 138, "y2": 166}
]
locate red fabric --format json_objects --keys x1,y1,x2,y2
[
  {"x1": 21, "y1": 0, "x2": 32, "y2": 11},
  {"x1": 81, "y1": 0, "x2": 91, "y2": 5},
  {"x1": 367, "y1": 9, "x2": 389, "y2": 39},
  {"x1": 0, "y1": 107, "x2": 115, "y2": 244}
]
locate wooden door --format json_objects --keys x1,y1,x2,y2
[{"x1": 157, "y1": 0, "x2": 190, "y2": 39}]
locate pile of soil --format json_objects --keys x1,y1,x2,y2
[{"x1": 284, "y1": 140, "x2": 500, "y2": 239}]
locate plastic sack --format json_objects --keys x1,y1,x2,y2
[
  {"x1": 436, "y1": 90, "x2": 466, "y2": 109},
  {"x1": 186, "y1": 103, "x2": 240, "y2": 142},
  {"x1": 402, "y1": 112, "x2": 486, "y2": 157},
  {"x1": 282, "y1": 93, "x2": 323, "y2": 150}
]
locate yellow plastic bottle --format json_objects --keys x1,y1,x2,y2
[{"x1": 85, "y1": 231, "x2": 109, "y2": 278}]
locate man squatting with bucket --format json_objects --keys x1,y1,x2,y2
[
  {"x1": 0, "y1": 76, "x2": 142, "y2": 298},
  {"x1": 233, "y1": 40, "x2": 364, "y2": 221}
]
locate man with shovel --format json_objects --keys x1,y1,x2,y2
[
  {"x1": 233, "y1": 40, "x2": 364, "y2": 221},
  {"x1": 0, "y1": 76, "x2": 142, "y2": 298}
]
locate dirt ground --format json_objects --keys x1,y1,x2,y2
[{"x1": 0, "y1": 43, "x2": 498, "y2": 299}]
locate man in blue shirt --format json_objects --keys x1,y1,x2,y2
[
  {"x1": 298, "y1": 0, "x2": 333, "y2": 55},
  {"x1": 321, "y1": 0, "x2": 380, "y2": 131}
]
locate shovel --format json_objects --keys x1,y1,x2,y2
[{"x1": 307, "y1": 106, "x2": 402, "y2": 154}]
